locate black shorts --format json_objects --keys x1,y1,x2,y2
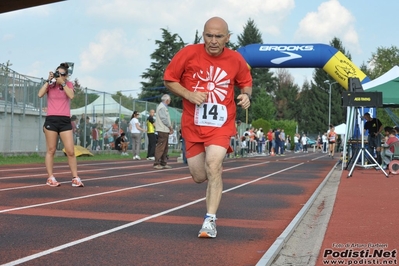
[{"x1": 43, "y1": 116, "x2": 72, "y2": 134}]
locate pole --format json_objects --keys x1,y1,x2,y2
[
  {"x1": 324, "y1": 80, "x2": 337, "y2": 127},
  {"x1": 328, "y1": 84, "x2": 331, "y2": 126}
]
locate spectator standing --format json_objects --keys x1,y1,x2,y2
[
  {"x1": 257, "y1": 128, "x2": 264, "y2": 154},
  {"x1": 153, "y1": 94, "x2": 173, "y2": 169},
  {"x1": 240, "y1": 135, "x2": 248, "y2": 157},
  {"x1": 280, "y1": 129, "x2": 286, "y2": 154},
  {"x1": 362, "y1": 112, "x2": 384, "y2": 164},
  {"x1": 129, "y1": 111, "x2": 146, "y2": 160},
  {"x1": 163, "y1": 17, "x2": 252, "y2": 238},
  {"x1": 91, "y1": 124, "x2": 99, "y2": 150},
  {"x1": 322, "y1": 132, "x2": 328, "y2": 153},
  {"x1": 79, "y1": 116, "x2": 92, "y2": 148},
  {"x1": 146, "y1": 109, "x2": 156, "y2": 160},
  {"x1": 294, "y1": 133, "x2": 300, "y2": 153},
  {"x1": 301, "y1": 133, "x2": 308, "y2": 153},
  {"x1": 275, "y1": 128, "x2": 283, "y2": 156},
  {"x1": 267, "y1": 129, "x2": 273, "y2": 154},
  {"x1": 37, "y1": 62, "x2": 84, "y2": 187},
  {"x1": 286, "y1": 134, "x2": 291, "y2": 151}
]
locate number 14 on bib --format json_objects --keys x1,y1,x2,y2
[{"x1": 194, "y1": 103, "x2": 228, "y2": 127}]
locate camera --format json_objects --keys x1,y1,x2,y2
[
  {"x1": 53, "y1": 70, "x2": 61, "y2": 78},
  {"x1": 49, "y1": 71, "x2": 61, "y2": 87}
]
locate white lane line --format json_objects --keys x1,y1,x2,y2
[
  {"x1": 0, "y1": 158, "x2": 239, "y2": 181},
  {"x1": 0, "y1": 162, "x2": 268, "y2": 212},
  {"x1": 0, "y1": 159, "x2": 255, "y2": 191},
  {"x1": 0, "y1": 166, "x2": 187, "y2": 192},
  {"x1": 1, "y1": 162, "x2": 302, "y2": 266},
  {"x1": 0, "y1": 161, "x2": 178, "y2": 181},
  {"x1": 0, "y1": 160, "x2": 130, "y2": 174}
]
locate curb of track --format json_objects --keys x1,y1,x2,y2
[{"x1": 255, "y1": 161, "x2": 339, "y2": 266}]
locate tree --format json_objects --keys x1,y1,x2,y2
[
  {"x1": 139, "y1": 28, "x2": 185, "y2": 108},
  {"x1": 193, "y1": 30, "x2": 202, "y2": 44},
  {"x1": 296, "y1": 81, "x2": 321, "y2": 134},
  {"x1": 70, "y1": 79, "x2": 85, "y2": 109},
  {"x1": 368, "y1": 45, "x2": 399, "y2": 79},
  {"x1": 236, "y1": 18, "x2": 276, "y2": 123},
  {"x1": 274, "y1": 69, "x2": 300, "y2": 120},
  {"x1": 250, "y1": 89, "x2": 276, "y2": 122},
  {"x1": 366, "y1": 45, "x2": 399, "y2": 127}
]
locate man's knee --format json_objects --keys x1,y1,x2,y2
[
  {"x1": 192, "y1": 175, "x2": 207, "y2": 183},
  {"x1": 189, "y1": 164, "x2": 207, "y2": 183}
]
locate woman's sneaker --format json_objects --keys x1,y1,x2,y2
[
  {"x1": 72, "y1": 177, "x2": 84, "y2": 187},
  {"x1": 46, "y1": 177, "x2": 60, "y2": 187}
]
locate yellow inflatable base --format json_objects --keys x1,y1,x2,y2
[{"x1": 62, "y1": 145, "x2": 94, "y2": 157}]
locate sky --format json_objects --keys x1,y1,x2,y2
[{"x1": 1, "y1": 0, "x2": 398, "y2": 97}]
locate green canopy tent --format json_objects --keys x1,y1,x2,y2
[
  {"x1": 363, "y1": 65, "x2": 399, "y2": 107},
  {"x1": 168, "y1": 107, "x2": 182, "y2": 125}
]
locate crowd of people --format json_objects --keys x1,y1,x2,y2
[{"x1": 229, "y1": 126, "x2": 325, "y2": 158}]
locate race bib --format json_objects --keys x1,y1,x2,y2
[{"x1": 194, "y1": 103, "x2": 228, "y2": 127}]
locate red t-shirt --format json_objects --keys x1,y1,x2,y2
[
  {"x1": 267, "y1": 131, "x2": 273, "y2": 141},
  {"x1": 164, "y1": 44, "x2": 252, "y2": 142},
  {"x1": 386, "y1": 136, "x2": 398, "y2": 153}
]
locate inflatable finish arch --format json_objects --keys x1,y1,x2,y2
[{"x1": 237, "y1": 43, "x2": 370, "y2": 89}]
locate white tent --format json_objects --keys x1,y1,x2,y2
[
  {"x1": 334, "y1": 123, "x2": 346, "y2": 135},
  {"x1": 327, "y1": 123, "x2": 346, "y2": 135},
  {"x1": 70, "y1": 94, "x2": 133, "y2": 117}
]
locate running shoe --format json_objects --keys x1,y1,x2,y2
[
  {"x1": 163, "y1": 165, "x2": 172, "y2": 169},
  {"x1": 72, "y1": 177, "x2": 84, "y2": 187},
  {"x1": 153, "y1": 165, "x2": 163, "y2": 170},
  {"x1": 198, "y1": 216, "x2": 217, "y2": 238},
  {"x1": 46, "y1": 177, "x2": 60, "y2": 187}
]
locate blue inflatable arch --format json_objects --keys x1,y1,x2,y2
[{"x1": 237, "y1": 43, "x2": 370, "y2": 89}]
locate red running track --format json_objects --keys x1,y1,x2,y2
[
  {"x1": 0, "y1": 152, "x2": 335, "y2": 266},
  {"x1": 316, "y1": 165, "x2": 399, "y2": 266}
]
